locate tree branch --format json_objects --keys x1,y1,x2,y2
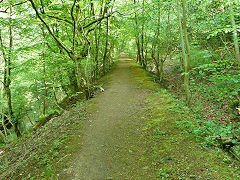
[
  {"x1": 0, "y1": 80, "x2": 6, "y2": 86},
  {"x1": 83, "y1": 8, "x2": 142, "y2": 29},
  {"x1": 70, "y1": 0, "x2": 77, "y2": 22},
  {"x1": 71, "y1": 0, "x2": 77, "y2": 51},
  {"x1": 0, "y1": 1, "x2": 27, "y2": 13},
  {"x1": 28, "y1": 0, "x2": 73, "y2": 58},
  {"x1": 86, "y1": 20, "x2": 101, "y2": 36},
  {"x1": 46, "y1": 15, "x2": 73, "y2": 24},
  {"x1": 83, "y1": 11, "x2": 113, "y2": 29},
  {"x1": 0, "y1": 10, "x2": 7, "y2": 13}
]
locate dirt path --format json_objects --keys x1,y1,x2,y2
[
  {"x1": 62, "y1": 59, "x2": 155, "y2": 179},
  {"x1": 56, "y1": 58, "x2": 240, "y2": 180}
]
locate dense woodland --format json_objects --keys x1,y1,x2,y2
[{"x1": 0, "y1": 0, "x2": 240, "y2": 166}]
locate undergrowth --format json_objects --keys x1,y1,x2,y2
[
  {"x1": 169, "y1": 92, "x2": 240, "y2": 160},
  {"x1": 163, "y1": 48, "x2": 240, "y2": 161},
  {"x1": 191, "y1": 58, "x2": 240, "y2": 117},
  {"x1": 144, "y1": 89, "x2": 240, "y2": 179}
]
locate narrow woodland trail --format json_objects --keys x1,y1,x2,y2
[
  {"x1": 62, "y1": 58, "x2": 155, "y2": 179},
  {"x1": 1, "y1": 58, "x2": 239, "y2": 179},
  {"x1": 56, "y1": 58, "x2": 239, "y2": 179}
]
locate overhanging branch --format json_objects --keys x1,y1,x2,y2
[
  {"x1": 28, "y1": 0, "x2": 73, "y2": 58},
  {"x1": 46, "y1": 15, "x2": 73, "y2": 25},
  {"x1": 83, "y1": 8, "x2": 142, "y2": 29},
  {"x1": 0, "y1": 1, "x2": 27, "y2": 13}
]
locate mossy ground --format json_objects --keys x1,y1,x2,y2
[{"x1": 131, "y1": 61, "x2": 240, "y2": 179}]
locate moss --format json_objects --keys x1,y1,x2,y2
[
  {"x1": 143, "y1": 88, "x2": 240, "y2": 179},
  {"x1": 126, "y1": 60, "x2": 240, "y2": 179},
  {"x1": 128, "y1": 61, "x2": 160, "y2": 91},
  {"x1": 85, "y1": 100, "x2": 98, "y2": 113}
]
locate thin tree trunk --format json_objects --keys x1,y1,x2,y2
[
  {"x1": 230, "y1": 2, "x2": 240, "y2": 65},
  {"x1": 1, "y1": 85, "x2": 7, "y2": 137},
  {"x1": 6, "y1": 3, "x2": 21, "y2": 136},
  {"x1": 151, "y1": 2, "x2": 161, "y2": 80},
  {"x1": 0, "y1": 31, "x2": 8, "y2": 137},
  {"x1": 42, "y1": 26, "x2": 47, "y2": 115},
  {"x1": 103, "y1": 17, "x2": 109, "y2": 74},
  {"x1": 141, "y1": 0, "x2": 145, "y2": 68},
  {"x1": 177, "y1": 0, "x2": 191, "y2": 105},
  {"x1": 52, "y1": 73, "x2": 58, "y2": 104},
  {"x1": 94, "y1": 24, "x2": 101, "y2": 78},
  {"x1": 93, "y1": 4, "x2": 99, "y2": 80},
  {"x1": 159, "y1": 61, "x2": 164, "y2": 82},
  {"x1": 134, "y1": 0, "x2": 142, "y2": 64},
  {"x1": 182, "y1": 0, "x2": 191, "y2": 67},
  {"x1": 52, "y1": 73, "x2": 64, "y2": 111}
]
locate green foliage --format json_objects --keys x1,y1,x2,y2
[
  {"x1": 0, "y1": 0, "x2": 121, "y2": 139},
  {"x1": 192, "y1": 58, "x2": 240, "y2": 115},
  {"x1": 190, "y1": 47, "x2": 214, "y2": 67},
  {"x1": 157, "y1": 169, "x2": 169, "y2": 179},
  {"x1": 172, "y1": 97, "x2": 240, "y2": 158}
]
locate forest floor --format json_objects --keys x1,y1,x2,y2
[{"x1": 1, "y1": 58, "x2": 240, "y2": 179}]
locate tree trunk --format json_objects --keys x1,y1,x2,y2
[
  {"x1": 94, "y1": 12, "x2": 100, "y2": 80},
  {"x1": 141, "y1": 0, "x2": 145, "y2": 68},
  {"x1": 103, "y1": 16, "x2": 109, "y2": 74},
  {"x1": 42, "y1": 26, "x2": 47, "y2": 115},
  {"x1": 159, "y1": 60, "x2": 164, "y2": 82},
  {"x1": 177, "y1": 0, "x2": 191, "y2": 105},
  {"x1": 134, "y1": 0, "x2": 142, "y2": 64},
  {"x1": 230, "y1": 2, "x2": 240, "y2": 66},
  {"x1": 6, "y1": 3, "x2": 21, "y2": 136},
  {"x1": 182, "y1": 0, "x2": 191, "y2": 65},
  {"x1": 1, "y1": 85, "x2": 7, "y2": 137}
]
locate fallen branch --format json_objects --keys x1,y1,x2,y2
[{"x1": 33, "y1": 111, "x2": 61, "y2": 131}]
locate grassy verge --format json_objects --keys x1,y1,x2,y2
[{"x1": 130, "y1": 61, "x2": 240, "y2": 179}]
